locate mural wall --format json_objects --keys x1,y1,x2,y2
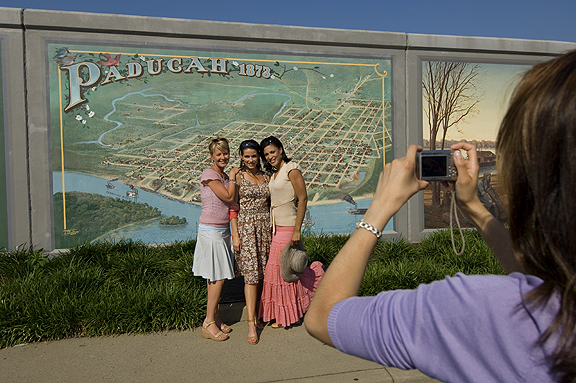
[
  {"x1": 1, "y1": 8, "x2": 573, "y2": 250},
  {"x1": 421, "y1": 61, "x2": 531, "y2": 229},
  {"x1": 0, "y1": 40, "x2": 9, "y2": 248},
  {"x1": 50, "y1": 44, "x2": 392, "y2": 248}
]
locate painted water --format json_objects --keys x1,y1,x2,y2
[{"x1": 53, "y1": 172, "x2": 393, "y2": 245}]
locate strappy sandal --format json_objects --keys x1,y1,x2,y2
[
  {"x1": 202, "y1": 320, "x2": 229, "y2": 341},
  {"x1": 270, "y1": 322, "x2": 283, "y2": 329},
  {"x1": 247, "y1": 319, "x2": 259, "y2": 345},
  {"x1": 215, "y1": 315, "x2": 232, "y2": 334}
]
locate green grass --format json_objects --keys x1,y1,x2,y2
[{"x1": 0, "y1": 229, "x2": 504, "y2": 348}]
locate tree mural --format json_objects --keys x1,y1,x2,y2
[{"x1": 423, "y1": 61, "x2": 482, "y2": 205}]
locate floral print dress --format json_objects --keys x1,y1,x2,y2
[{"x1": 234, "y1": 172, "x2": 271, "y2": 284}]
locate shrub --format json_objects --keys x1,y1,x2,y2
[{"x1": 0, "y1": 229, "x2": 505, "y2": 348}]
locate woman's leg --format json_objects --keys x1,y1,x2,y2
[
  {"x1": 204, "y1": 279, "x2": 227, "y2": 339},
  {"x1": 245, "y1": 283, "x2": 259, "y2": 343}
]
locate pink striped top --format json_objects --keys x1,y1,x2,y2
[{"x1": 199, "y1": 168, "x2": 230, "y2": 228}]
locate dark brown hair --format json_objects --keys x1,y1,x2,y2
[
  {"x1": 497, "y1": 50, "x2": 576, "y2": 382},
  {"x1": 259, "y1": 136, "x2": 291, "y2": 173},
  {"x1": 238, "y1": 139, "x2": 262, "y2": 172}
]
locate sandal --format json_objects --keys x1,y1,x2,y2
[
  {"x1": 202, "y1": 320, "x2": 229, "y2": 341},
  {"x1": 270, "y1": 322, "x2": 283, "y2": 329},
  {"x1": 215, "y1": 315, "x2": 232, "y2": 334},
  {"x1": 247, "y1": 319, "x2": 259, "y2": 345}
]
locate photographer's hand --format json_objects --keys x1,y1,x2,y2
[
  {"x1": 450, "y1": 142, "x2": 481, "y2": 208},
  {"x1": 306, "y1": 145, "x2": 428, "y2": 346},
  {"x1": 363, "y1": 145, "x2": 429, "y2": 228},
  {"x1": 450, "y1": 142, "x2": 522, "y2": 274}
]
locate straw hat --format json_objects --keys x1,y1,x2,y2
[{"x1": 280, "y1": 241, "x2": 308, "y2": 282}]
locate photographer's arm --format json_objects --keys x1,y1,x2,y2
[
  {"x1": 305, "y1": 145, "x2": 428, "y2": 346},
  {"x1": 450, "y1": 142, "x2": 522, "y2": 274}
]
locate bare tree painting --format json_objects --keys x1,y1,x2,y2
[{"x1": 423, "y1": 61, "x2": 482, "y2": 205}]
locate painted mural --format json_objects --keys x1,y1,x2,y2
[
  {"x1": 50, "y1": 44, "x2": 392, "y2": 248},
  {"x1": 421, "y1": 61, "x2": 531, "y2": 229},
  {"x1": 0, "y1": 42, "x2": 8, "y2": 249}
]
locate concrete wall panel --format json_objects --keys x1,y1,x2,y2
[
  {"x1": 0, "y1": 7, "x2": 574, "y2": 248},
  {"x1": 0, "y1": 7, "x2": 30, "y2": 249}
]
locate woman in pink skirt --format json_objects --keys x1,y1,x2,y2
[{"x1": 258, "y1": 136, "x2": 324, "y2": 328}]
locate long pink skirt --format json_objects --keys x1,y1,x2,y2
[{"x1": 258, "y1": 226, "x2": 324, "y2": 327}]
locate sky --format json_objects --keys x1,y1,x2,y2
[{"x1": 1, "y1": 0, "x2": 576, "y2": 43}]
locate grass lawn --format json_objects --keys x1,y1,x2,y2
[{"x1": 0, "y1": 229, "x2": 504, "y2": 348}]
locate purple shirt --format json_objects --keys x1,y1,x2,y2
[
  {"x1": 328, "y1": 273, "x2": 559, "y2": 382},
  {"x1": 199, "y1": 168, "x2": 230, "y2": 228}
]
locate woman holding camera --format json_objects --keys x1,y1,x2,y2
[
  {"x1": 306, "y1": 51, "x2": 576, "y2": 382},
  {"x1": 258, "y1": 136, "x2": 324, "y2": 329}
]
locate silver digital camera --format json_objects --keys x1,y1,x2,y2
[{"x1": 416, "y1": 150, "x2": 458, "y2": 181}]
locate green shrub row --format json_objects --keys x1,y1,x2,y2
[{"x1": 0, "y1": 228, "x2": 504, "y2": 348}]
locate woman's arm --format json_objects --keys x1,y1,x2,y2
[
  {"x1": 230, "y1": 171, "x2": 241, "y2": 252},
  {"x1": 305, "y1": 145, "x2": 428, "y2": 345},
  {"x1": 450, "y1": 142, "x2": 522, "y2": 274},
  {"x1": 288, "y1": 168, "x2": 307, "y2": 246},
  {"x1": 206, "y1": 167, "x2": 240, "y2": 203}
]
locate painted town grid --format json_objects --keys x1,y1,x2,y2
[{"x1": 50, "y1": 44, "x2": 392, "y2": 248}]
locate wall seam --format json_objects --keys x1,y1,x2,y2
[{"x1": 20, "y1": 11, "x2": 33, "y2": 248}]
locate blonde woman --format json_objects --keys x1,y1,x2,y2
[{"x1": 192, "y1": 138, "x2": 238, "y2": 341}]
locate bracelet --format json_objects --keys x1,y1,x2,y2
[{"x1": 355, "y1": 219, "x2": 382, "y2": 238}]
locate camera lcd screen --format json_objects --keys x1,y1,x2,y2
[{"x1": 421, "y1": 156, "x2": 447, "y2": 177}]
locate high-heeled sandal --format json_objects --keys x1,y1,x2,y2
[
  {"x1": 270, "y1": 322, "x2": 283, "y2": 329},
  {"x1": 247, "y1": 319, "x2": 259, "y2": 345},
  {"x1": 202, "y1": 320, "x2": 229, "y2": 341},
  {"x1": 215, "y1": 315, "x2": 232, "y2": 334}
]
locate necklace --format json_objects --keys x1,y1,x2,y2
[{"x1": 243, "y1": 170, "x2": 263, "y2": 185}]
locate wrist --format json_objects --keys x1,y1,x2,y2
[
  {"x1": 362, "y1": 201, "x2": 396, "y2": 231},
  {"x1": 458, "y1": 199, "x2": 493, "y2": 226}
]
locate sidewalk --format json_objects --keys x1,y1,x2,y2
[{"x1": 0, "y1": 302, "x2": 441, "y2": 383}]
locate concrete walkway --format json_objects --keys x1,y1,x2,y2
[{"x1": 0, "y1": 304, "x2": 441, "y2": 382}]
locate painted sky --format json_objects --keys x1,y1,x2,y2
[
  {"x1": 1, "y1": 0, "x2": 575, "y2": 43},
  {"x1": 441, "y1": 63, "x2": 530, "y2": 141}
]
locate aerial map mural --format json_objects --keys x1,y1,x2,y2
[
  {"x1": 50, "y1": 44, "x2": 392, "y2": 248},
  {"x1": 421, "y1": 61, "x2": 530, "y2": 229}
]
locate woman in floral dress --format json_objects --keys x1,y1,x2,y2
[{"x1": 230, "y1": 139, "x2": 271, "y2": 345}]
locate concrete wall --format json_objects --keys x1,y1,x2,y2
[{"x1": 2, "y1": 7, "x2": 575, "y2": 250}]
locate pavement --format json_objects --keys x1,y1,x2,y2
[{"x1": 0, "y1": 301, "x2": 441, "y2": 383}]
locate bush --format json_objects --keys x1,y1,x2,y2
[
  {"x1": 0, "y1": 240, "x2": 204, "y2": 348},
  {"x1": 0, "y1": 229, "x2": 505, "y2": 348}
]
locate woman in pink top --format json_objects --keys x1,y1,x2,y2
[
  {"x1": 192, "y1": 137, "x2": 238, "y2": 341},
  {"x1": 258, "y1": 136, "x2": 324, "y2": 328}
]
